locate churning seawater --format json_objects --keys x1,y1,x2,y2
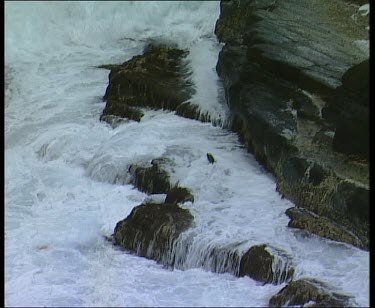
[{"x1": 5, "y1": 2, "x2": 369, "y2": 307}]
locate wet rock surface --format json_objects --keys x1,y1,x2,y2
[
  {"x1": 113, "y1": 203, "x2": 194, "y2": 264},
  {"x1": 99, "y1": 43, "x2": 208, "y2": 123},
  {"x1": 114, "y1": 158, "x2": 196, "y2": 265},
  {"x1": 175, "y1": 101, "x2": 213, "y2": 124},
  {"x1": 239, "y1": 244, "x2": 294, "y2": 284},
  {"x1": 215, "y1": 0, "x2": 369, "y2": 249},
  {"x1": 165, "y1": 186, "x2": 194, "y2": 205},
  {"x1": 286, "y1": 207, "x2": 365, "y2": 249},
  {"x1": 269, "y1": 278, "x2": 354, "y2": 307},
  {"x1": 101, "y1": 100, "x2": 144, "y2": 124},
  {"x1": 128, "y1": 159, "x2": 172, "y2": 195}
]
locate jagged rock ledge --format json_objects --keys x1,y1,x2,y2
[
  {"x1": 286, "y1": 207, "x2": 365, "y2": 249},
  {"x1": 214, "y1": 0, "x2": 369, "y2": 250},
  {"x1": 99, "y1": 43, "x2": 219, "y2": 126}
]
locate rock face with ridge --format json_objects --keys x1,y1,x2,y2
[{"x1": 214, "y1": 0, "x2": 369, "y2": 249}]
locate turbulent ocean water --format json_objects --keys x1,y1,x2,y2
[{"x1": 5, "y1": 2, "x2": 369, "y2": 307}]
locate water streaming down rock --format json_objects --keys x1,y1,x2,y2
[
  {"x1": 100, "y1": 41, "x2": 230, "y2": 128},
  {"x1": 267, "y1": 246, "x2": 295, "y2": 285},
  {"x1": 163, "y1": 232, "x2": 243, "y2": 275},
  {"x1": 114, "y1": 149, "x2": 296, "y2": 285},
  {"x1": 167, "y1": 236, "x2": 295, "y2": 285}
]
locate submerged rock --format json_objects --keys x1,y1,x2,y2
[
  {"x1": 238, "y1": 244, "x2": 294, "y2": 285},
  {"x1": 269, "y1": 278, "x2": 354, "y2": 307},
  {"x1": 215, "y1": 0, "x2": 369, "y2": 249},
  {"x1": 113, "y1": 203, "x2": 194, "y2": 264}
]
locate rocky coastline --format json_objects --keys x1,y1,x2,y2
[
  {"x1": 98, "y1": 0, "x2": 368, "y2": 306},
  {"x1": 214, "y1": 0, "x2": 369, "y2": 250}
]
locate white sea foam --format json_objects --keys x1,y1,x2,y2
[
  {"x1": 5, "y1": 1, "x2": 369, "y2": 307},
  {"x1": 358, "y1": 4, "x2": 370, "y2": 16}
]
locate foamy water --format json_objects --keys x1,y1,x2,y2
[{"x1": 5, "y1": 1, "x2": 369, "y2": 307}]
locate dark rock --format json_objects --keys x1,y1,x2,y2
[
  {"x1": 238, "y1": 244, "x2": 294, "y2": 284},
  {"x1": 324, "y1": 59, "x2": 370, "y2": 160},
  {"x1": 165, "y1": 186, "x2": 194, "y2": 205},
  {"x1": 292, "y1": 89, "x2": 321, "y2": 121},
  {"x1": 282, "y1": 157, "x2": 327, "y2": 187},
  {"x1": 331, "y1": 104, "x2": 369, "y2": 159},
  {"x1": 282, "y1": 157, "x2": 310, "y2": 186},
  {"x1": 101, "y1": 43, "x2": 196, "y2": 123},
  {"x1": 214, "y1": 0, "x2": 255, "y2": 45},
  {"x1": 99, "y1": 115, "x2": 129, "y2": 128},
  {"x1": 215, "y1": 0, "x2": 369, "y2": 249},
  {"x1": 330, "y1": 181, "x2": 369, "y2": 248},
  {"x1": 216, "y1": 45, "x2": 248, "y2": 88},
  {"x1": 100, "y1": 99, "x2": 144, "y2": 123},
  {"x1": 128, "y1": 162, "x2": 171, "y2": 194},
  {"x1": 175, "y1": 101, "x2": 212, "y2": 123},
  {"x1": 341, "y1": 59, "x2": 369, "y2": 105},
  {"x1": 175, "y1": 101, "x2": 201, "y2": 120},
  {"x1": 113, "y1": 203, "x2": 194, "y2": 264},
  {"x1": 269, "y1": 278, "x2": 353, "y2": 307},
  {"x1": 286, "y1": 207, "x2": 366, "y2": 249},
  {"x1": 312, "y1": 129, "x2": 334, "y2": 147},
  {"x1": 332, "y1": 182, "x2": 369, "y2": 222},
  {"x1": 279, "y1": 157, "x2": 369, "y2": 249}
]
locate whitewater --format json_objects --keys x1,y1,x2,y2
[{"x1": 5, "y1": 2, "x2": 369, "y2": 307}]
